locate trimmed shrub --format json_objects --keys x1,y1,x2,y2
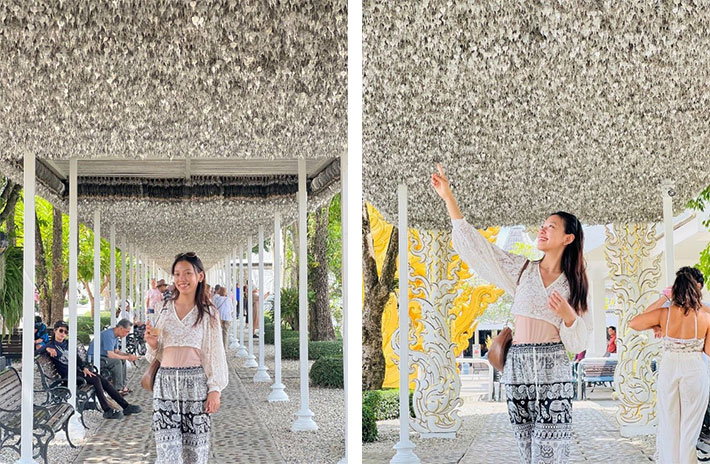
[
  {"x1": 282, "y1": 338, "x2": 342, "y2": 360},
  {"x1": 309, "y1": 357, "x2": 343, "y2": 388},
  {"x1": 77, "y1": 331, "x2": 91, "y2": 345},
  {"x1": 264, "y1": 323, "x2": 275, "y2": 344},
  {"x1": 264, "y1": 324, "x2": 299, "y2": 345},
  {"x1": 362, "y1": 389, "x2": 415, "y2": 421},
  {"x1": 363, "y1": 403, "x2": 378, "y2": 443}
]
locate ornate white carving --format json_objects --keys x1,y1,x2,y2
[
  {"x1": 393, "y1": 230, "x2": 462, "y2": 438},
  {"x1": 605, "y1": 224, "x2": 662, "y2": 436}
]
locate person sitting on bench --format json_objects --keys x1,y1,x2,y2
[
  {"x1": 45, "y1": 320, "x2": 142, "y2": 419},
  {"x1": 87, "y1": 319, "x2": 139, "y2": 395}
]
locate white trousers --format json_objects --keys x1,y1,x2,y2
[{"x1": 656, "y1": 351, "x2": 710, "y2": 464}]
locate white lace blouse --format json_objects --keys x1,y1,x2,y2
[
  {"x1": 146, "y1": 300, "x2": 229, "y2": 393},
  {"x1": 452, "y1": 218, "x2": 591, "y2": 354}
]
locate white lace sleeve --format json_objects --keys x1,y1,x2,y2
[
  {"x1": 451, "y1": 218, "x2": 528, "y2": 296},
  {"x1": 201, "y1": 311, "x2": 229, "y2": 393},
  {"x1": 559, "y1": 308, "x2": 593, "y2": 354}
]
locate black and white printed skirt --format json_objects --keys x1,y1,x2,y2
[
  {"x1": 502, "y1": 342, "x2": 574, "y2": 464},
  {"x1": 153, "y1": 366, "x2": 211, "y2": 464}
]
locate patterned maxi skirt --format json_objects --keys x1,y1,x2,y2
[
  {"x1": 153, "y1": 366, "x2": 211, "y2": 464},
  {"x1": 502, "y1": 342, "x2": 574, "y2": 464}
]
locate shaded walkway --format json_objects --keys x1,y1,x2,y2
[{"x1": 73, "y1": 357, "x2": 285, "y2": 463}]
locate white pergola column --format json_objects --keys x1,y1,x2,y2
[
  {"x1": 662, "y1": 181, "x2": 675, "y2": 285},
  {"x1": 67, "y1": 159, "x2": 85, "y2": 441},
  {"x1": 231, "y1": 246, "x2": 240, "y2": 351},
  {"x1": 237, "y1": 242, "x2": 248, "y2": 358},
  {"x1": 254, "y1": 225, "x2": 271, "y2": 382},
  {"x1": 292, "y1": 157, "x2": 317, "y2": 431},
  {"x1": 245, "y1": 236, "x2": 258, "y2": 368},
  {"x1": 129, "y1": 243, "x2": 134, "y2": 315},
  {"x1": 120, "y1": 236, "x2": 127, "y2": 347},
  {"x1": 19, "y1": 152, "x2": 38, "y2": 464},
  {"x1": 269, "y1": 212, "x2": 288, "y2": 401},
  {"x1": 110, "y1": 224, "x2": 117, "y2": 327},
  {"x1": 92, "y1": 210, "x2": 101, "y2": 373},
  {"x1": 391, "y1": 184, "x2": 419, "y2": 463}
]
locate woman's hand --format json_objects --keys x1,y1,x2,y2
[
  {"x1": 83, "y1": 367, "x2": 95, "y2": 377},
  {"x1": 431, "y1": 163, "x2": 454, "y2": 201},
  {"x1": 549, "y1": 291, "x2": 577, "y2": 327},
  {"x1": 145, "y1": 321, "x2": 158, "y2": 350},
  {"x1": 204, "y1": 391, "x2": 220, "y2": 414},
  {"x1": 431, "y1": 163, "x2": 464, "y2": 220}
]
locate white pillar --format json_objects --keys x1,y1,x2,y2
[
  {"x1": 391, "y1": 184, "x2": 419, "y2": 463},
  {"x1": 19, "y1": 152, "x2": 38, "y2": 464},
  {"x1": 589, "y1": 266, "x2": 607, "y2": 357},
  {"x1": 237, "y1": 242, "x2": 248, "y2": 358},
  {"x1": 245, "y1": 236, "x2": 258, "y2": 367},
  {"x1": 67, "y1": 159, "x2": 85, "y2": 441},
  {"x1": 254, "y1": 225, "x2": 271, "y2": 382},
  {"x1": 110, "y1": 225, "x2": 116, "y2": 327},
  {"x1": 292, "y1": 157, "x2": 318, "y2": 431},
  {"x1": 120, "y1": 236, "x2": 127, "y2": 348},
  {"x1": 662, "y1": 181, "x2": 675, "y2": 285},
  {"x1": 129, "y1": 243, "x2": 134, "y2": 313},
  {"x1": 269, "y1": 212, "x2": 289, "y2": 401},
  {"x1": 231, "y1": 246, "x2": 240, "y2": 350},
  {"x1": 92, "y1": 210, "x2": 101, "y2": 373}
]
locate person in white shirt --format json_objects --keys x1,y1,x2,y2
[
  {"x1": 145, "y1": 278, "x2": 163, "y2": 324},
  {"x1": 213, "y1": 286, "x2": 233, "y2": 349},
  {"x1": 145, "y1": 252, "x2": 228, "y2": 464},
  {"x1": 432, "y1": 164, "x2": 590, "y2": 464}
]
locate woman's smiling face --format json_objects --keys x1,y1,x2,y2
[{"x1": 173, "y1": 260, "x2": 202, "y2": 297}]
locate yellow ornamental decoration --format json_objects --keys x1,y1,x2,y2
[{"x1": 365, "y1": 203, "x2": 505, "y2": 388}]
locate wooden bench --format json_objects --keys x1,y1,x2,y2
[
  {"x1": 35, "y1": 353, "x2": 99, "y2": 429},
  {"x1": 577, "y1": 358, "x2": 617, "y2": 400},
  {"x1": 0, "y1": 367, "x2": 76, "y2": 464},
  {"x1": 0, "y1": 328, "x2": 55, "y2": 367}
]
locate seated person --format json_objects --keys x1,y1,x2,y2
[
  {"x1": 87, "y1": 319, "x2": 139, "y2": 395},
  {"x1": 34, "y1": 316, "x2": 50, "y2": 354},
  {"x1": 45, "y1": 320, "x2": 141, "y2": 419}
]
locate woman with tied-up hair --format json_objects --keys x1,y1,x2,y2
[
  {"x1": 631, "y1": 267, "x2": 710, "y2": 464},
  {"x1": 145, "y1": 252, "x2": 228, "y2": 464},
  {"x1": 432, "y1": 164, "x2": 591, "y2": 464}
]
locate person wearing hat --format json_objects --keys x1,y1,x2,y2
[
  {"x1": 146, "y1": 278, "x2": 164, "y2": 324},
  {"x1": 44, "y1": 320, "x2": 142, "y2": 419}
]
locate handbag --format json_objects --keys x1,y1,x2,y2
[
  {"x1": 140, "y1": 307, "x2": 167, "y2": 392},
  {"x1": 488, "y1": 260, "x2": 530, "y2": 372},
  {"x1": 140, "y1": 359, "x2": 161, "y2": 391}
]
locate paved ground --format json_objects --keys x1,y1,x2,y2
[
  {"x1": 362, "y1": 387, "x2": 680, "y2": 464},
  {"x1": 72, "y1": 354, "x2": 286, "y2": 463}
]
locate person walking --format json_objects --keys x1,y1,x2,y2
[{"x1": 145, "y1": 252, "x2": 228, "y2": 464}]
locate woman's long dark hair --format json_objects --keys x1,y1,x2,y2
[
  {"x1": 552, "y1": 211, "x2": 588, "y2": 314},
  {"x1": 672, "y1": 266, "x2": 704, "y2": 315},
  {"x1": 170, "y1": 252, "x2": 216, "y2": 327}
]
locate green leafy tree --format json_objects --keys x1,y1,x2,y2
[{"x1": 687, "y1": 185, "x2": 710, "y2": 289}]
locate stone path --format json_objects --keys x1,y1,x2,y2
[
  {"x1": 73, "y1": 356, "x2": 286, "y2": 463},
  {"x1": 364, "y1": 394, "x2": 661, "y2": 464}
]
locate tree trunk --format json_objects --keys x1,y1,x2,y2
[
  {"x1": 0, "y1": 182, "x2": 21, "y2": 245},
  {"x1": 83, "y1": 280, "x2": 95, "y2": 318},
  {"x1": 35, "y1": 212, "x2": 51, "y2": 324},
  {"x1": 50, "y1": 206, "x2": 65, "y2": 325},
  {"x1": 308, "y1": 205, "x2": 335, "y2": 341},
  {"x1": 362, "y1": 204, "x2": 399, "y2": 391}
]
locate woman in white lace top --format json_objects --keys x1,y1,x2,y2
[
  {"x1": 145, "y1": 252, "x2": 228, "y2": 464},
  {"x1": 432, "y1": 164, "x2": 590, "y2": 464}
]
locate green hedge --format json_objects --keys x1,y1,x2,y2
[
  {"x1": 264, "y1": 324, "x2": 300, "y2": 345},
  {"x1": 282, "y1": 338, "x2": 342, "y2": 360},
  {"x1": 362, "y1": 389, "x2": 415, "y2": 421},
  {"x1": 309, "y1": 357, "x2": 343, "y2": 388},
  {"x1": 363, "y1": 403, "x2": 378, "y2": 443}
]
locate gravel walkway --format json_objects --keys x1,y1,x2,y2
[{"x1": 236, "y1": 342, "x2": 346, "y2": 464}]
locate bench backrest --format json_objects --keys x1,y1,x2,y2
[
  {"x1": 580, "y1": 359, "x2": 617, "y2": 377},
  {"x1": 36, "y1": 353, "x2": 62, "y2": 387},
  {"x1": 0, "y1": 368, "x2": 22, "y2": 411}
]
